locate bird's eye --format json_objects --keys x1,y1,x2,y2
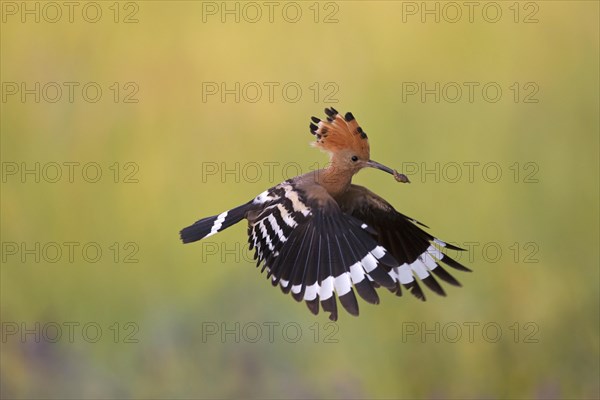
[{"x1": 351, "y1": 155, "x2": 359, "y2": 162}]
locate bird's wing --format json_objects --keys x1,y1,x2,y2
[
  {"x1": 337, "y1": 184, "x2": 471, "y2": 301},
  {"x1": 247, "y1": 180, "x2": 399, "y2": 321}
]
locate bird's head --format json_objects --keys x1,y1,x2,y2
[{"x1": 309, "y1": 108, "x2": 409, "y2": 182}]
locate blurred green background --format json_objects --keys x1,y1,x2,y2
[{"x1": 1, "y1": 1, "x2": 598, "y2": 399}]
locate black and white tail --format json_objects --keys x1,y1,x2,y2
[{"x1": 180, "y1": 201, "x2": 253, "y2": 243}]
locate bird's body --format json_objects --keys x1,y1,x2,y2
[{"x1": 181, "y1": 108, "x2": 470, "y2": 320}]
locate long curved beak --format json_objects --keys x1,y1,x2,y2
[{"x1": 367, "y1": 160, "x2": 410, "y2": 183}]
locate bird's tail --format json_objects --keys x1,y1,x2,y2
[{"x1": 180, "y1": 201, "x2": 253, "y2": 244}]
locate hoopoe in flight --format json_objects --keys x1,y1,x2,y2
[{"x1": 180, "y1": 108, "x2": 470, "y2": 321}]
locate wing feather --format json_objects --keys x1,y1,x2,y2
[
  {"x1": 337, "y1": 184, "x2": 471, "y2": 302},
  {"x1": 247, "y1": 181, "x2": 404, "y2": 320}
]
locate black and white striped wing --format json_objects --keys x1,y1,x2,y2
[
  {"x1": 247, "y1": 181, "x2": 399, "y2": 321},
  {"x1": 180, "y1": 201, "x2": 254, "y2": 244},
  {"x1": 338, "y1": 184, "x2": 471, "y2": 301}
]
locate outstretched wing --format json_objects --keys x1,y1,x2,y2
[
  {"x1": 180, "y1": 201, "x2": 254, "y2": 243},
  {"x1": 337, "y1": 184, "x2": 471, "y2": 301},
  {"x1": 247, "y1": 180, "x2": 399, "y2": 321}
]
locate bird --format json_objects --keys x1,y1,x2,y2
[{"x1": 180, "y1": 108, "x2": 471, "y2": 321}]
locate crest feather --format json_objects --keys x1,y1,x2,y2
[{"x1": 309, "y1": 108, "x2": 370, "y2": 159}]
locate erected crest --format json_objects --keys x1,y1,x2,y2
[
  {"x1": 181, "y1": 108, "x2": 469, "y2": 321},
  {"x1": 309, "y1": 108, "x2": 370, "y2": 160}
]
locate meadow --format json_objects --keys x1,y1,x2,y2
[{"x1": 1, "y1": 2, "x2": 598, "y2": 398}]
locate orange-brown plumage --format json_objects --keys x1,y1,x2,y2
[
  {"x1": 309, "y1": 108, "x2": 409, "y2": 197},
  {"x1": 181, "y1": 107, "x2": 469, "y2": 321},
  {"x1": 310, "y1": 110, "x2": 370, "y2": 161}
]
